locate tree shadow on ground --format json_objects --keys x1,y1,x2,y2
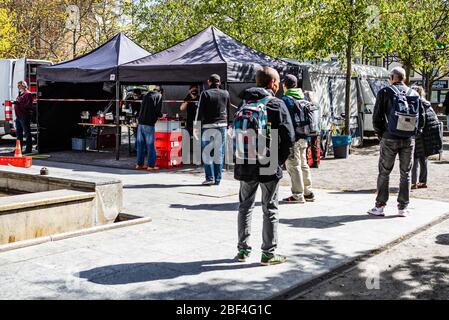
[
  {"x1": 299, "y1": 232, "x2": 449, "y2": 300},
  {"x1": 301, "y1": 255, "x2": 449, "y2": 300}
]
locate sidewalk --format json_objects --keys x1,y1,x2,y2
[{"x1": 0, "y1": 162, "x2": 448, "y2": 299}]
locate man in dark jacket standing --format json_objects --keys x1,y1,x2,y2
[
  {"x1": 136, "y1": 86, "x2": 163, "y2": 171},
  {"x1": 195, "y1": 74, "x2": 232, "y2": 186},
  {"x1": 235, "y1": 67, "x2": 295, "y2": 266},
  {"x1": 369, "y1": 67, "x2": 424, "y2": 218},
  {"x1": 13, "y1": 81, "x2": 33, "y2": 154}
]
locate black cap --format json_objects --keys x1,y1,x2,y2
[
  {"x1": 209, "y1": 74, "x2": 221, "y2": 84},
  {"x1": 283, "y1": 74, "x2": 298, "y2": 89}
]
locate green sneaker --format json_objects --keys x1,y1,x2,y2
[
  {"x1": 261, "y1": 252, "x2": 287, "y2": 266},
  {"x1": 236, "y1": 248, "x2": 251, "y2": 262}
]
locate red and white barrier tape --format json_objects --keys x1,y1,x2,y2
[{"x1": 37, "y1": 99, "x2": 187, "y2": 103}]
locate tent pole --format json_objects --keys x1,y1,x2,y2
[{"x1": 115, "y1": 81, "x2": 120, "y2": 161}]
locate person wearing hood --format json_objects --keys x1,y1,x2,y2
[
  {"x1": 234, "y1": 67, "x2": 295, "y2": 266},
  {"x1": 281, "y1": 74, "x2": 314, "y2": 204}
]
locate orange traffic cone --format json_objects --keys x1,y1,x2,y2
[{"x1": 14, "y1": 140, "x2": 23, "y2": 158}]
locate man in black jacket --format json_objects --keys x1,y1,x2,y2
[
  {"x1": 369, "y1": 67, "x2": 424, "y2": 218},
  {"x1": 195, "y1": 74, "x2": 232, "y2": 186},
  {"x1": 136, "y1": 86, "x2": 163, "y2": 171},
  {"x1": 235, "y1": 67, "x2": 295, "y2": 266}
]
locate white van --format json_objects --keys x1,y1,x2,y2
[
  {"x1": 283, "y1": 60, "x2": 390, "y2": 143},
  {"x1": 0, "y1": 58, "x2": 52, "y2": 137}
]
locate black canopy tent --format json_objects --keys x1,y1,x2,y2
[
  {"x1": 37, "y1": 33, "x2": 150, "y2": 159},
  {"x1": 120, "y1": 26, "x2": 298, "y2": 125},
  {"x1": 120, "y1": 26, "x2": 294, "y2": 85}
]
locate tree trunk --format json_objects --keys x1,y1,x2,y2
[
  {"x1": 72, "y1": 30, "x2": 76, "y2": 59},
  {"x1": 344, "y1": 14, "x2": 354, "y2": 136},
  {"x1": 404, "y1": 61, "x2": 411, "y2": 85},
  {"x1": 425, "y1": 73, "x2": 432, "y2": 101}
]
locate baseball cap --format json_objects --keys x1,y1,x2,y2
[
  {"x1": 283, "y1": 74, "x2": 298, "y2": 88},
  {"x1": 209, "y1": 74, "x2": 221, "y2": 84}
]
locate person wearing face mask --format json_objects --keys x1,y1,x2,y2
[{"x1": 12, "y1": 81, "x2": 33, "y2": 154}]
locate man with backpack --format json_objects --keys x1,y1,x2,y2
[
  {"x1": 281, "y1": 74, "x2": 317, "y2": 203},
  {"x1": 369, "y1": 67, "x2": 425, "y2": 217},
  {"x1": 195, "y1": 74, "x2": 232, "y2": 186},
  {"x1": 234, "y1": 67, "x2": 295, "y2": 266}
]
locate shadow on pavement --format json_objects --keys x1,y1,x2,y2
[
  {"x1": 435, "y1": 233, "x2": 449, "y2": 245},
  {"x1": 301, "y1": 255, "x2": 449, "y2": 300},
  {"x1": 169, "y1": 202, "x2": 254, "y2": 211},
  {"x1": 79, "y1": 259, "x2": 261, "y2": 285},
  {"x1": 124, "y1": 183, "x2": 203, "y2": 189},
  {"x1": 281, "y1": 214, "x2": 399, "y2": 229}
]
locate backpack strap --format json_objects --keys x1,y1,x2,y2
[
  {"x1": 406, "y1": 88, "x2": 414, "y2": 96},
  {"x1": 388, "y1": 85, "x2": 401, "y2": 95}
]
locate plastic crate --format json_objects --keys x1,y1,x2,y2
[
  {"x1": 156, "y1": 156, "x2": 182, "y2": 169},
  {"x1": 157, "y1": 148, "x2": 182, "y2": 159},
  {"x1": 155, "y1": 132, "x2": 183, "y2": 150},
  {"x1": 332, "y1": 135, "x2": 352, "y2": 148},
  {"x1": 0, "y1": 156, "x2": 32, "y2": 168},
  {"x1": 155, "y1": 140, "x2": 182, "y2": 150},
  {"x1": 155, "y1": 132, "x2": 182, "y2": 142},
  {"x1": 92, "y1": 116, "x2": 105, "y2": 124},
  {"x1": 155, "y1": 118, "x2": 181, "y2": 133}
]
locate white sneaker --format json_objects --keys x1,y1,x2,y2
[
  {"x1": 368, "y1": 206, "x2": 385, "y2": 217},
  {"x1": 398, "y1": 208, "x2": 409, "y2": 217}
]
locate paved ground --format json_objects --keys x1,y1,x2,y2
[
  {"x1": 1, "y1": 135, "x2": 449, "y2": 300},
  {"x1": 299, "y1": 217, "x2": 449, "y2": 300},
  {"x1": 1, "y1": 161, "x2": 449, "y2": 299}
]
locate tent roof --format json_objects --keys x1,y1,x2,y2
[
  {"x1": 283, "y1": 59, "x2": 389, "y2": 79},
  {"x1": 37, "y1": 33, "x2": 150, "y2": 83},
  {"x1": 120, "y1": 26, "x2": 288, "y2": 83}
]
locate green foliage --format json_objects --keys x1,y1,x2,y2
[
  {"x1": 0, "y1": 8, "x2": 16, "y2": 58},
  {"x1": 379, "y1": 0, "x2": 449, "y2": 88},
  {"x1": 127, "y1": 0, "x2": 291, "y2": 56}
]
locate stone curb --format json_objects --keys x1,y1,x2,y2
[{"x1": 0, "y1": 217, "x2": 152, "y2": 253}]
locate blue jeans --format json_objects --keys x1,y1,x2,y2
[
  {"x1": 15, "y1": 117, "x2": 32, "y2": 152},
  {"x1": 136, "y1": 125, "x2": 156, "y2": 168},
  {"x1": 202, "y1": 127, "x2": 226, "y2": 183}
]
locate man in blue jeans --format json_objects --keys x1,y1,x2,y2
[
  {"x1": 13, "y1": 81, "x2": 33, "y2": 154},
  {"x1": 195, "y1": 74, "x2": 232, "y2": 186},
  {"x1": 136, "y1": 86, "x2": 163, "y2": 171}
]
